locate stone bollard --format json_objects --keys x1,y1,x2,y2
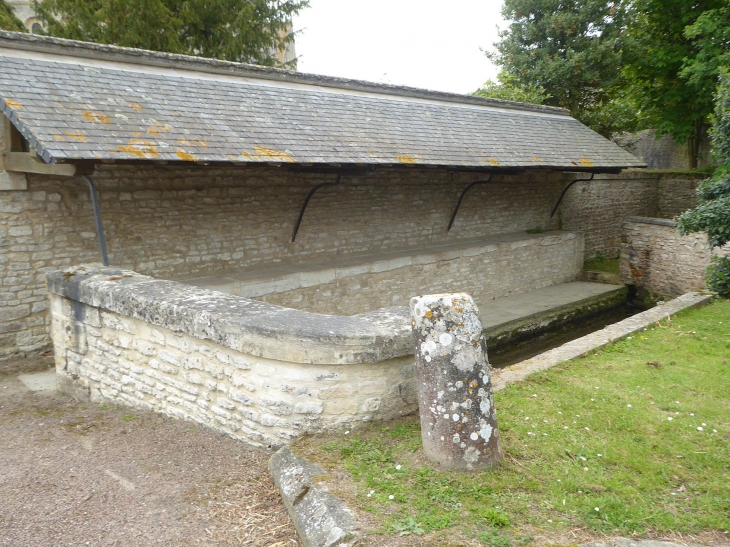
[{"x1": 410, "y1": 293, "x2": 501, "y2": 471}]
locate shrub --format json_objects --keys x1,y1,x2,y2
[{"x1": 705, "y1": 256, "x2": 730, "y2": 295}]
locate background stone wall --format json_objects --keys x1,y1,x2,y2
[
  {"x1": 0, "y1": 164, "x2": 701, "y2": 358},
  {"x1": 620, "y1": 217, "x2": 727, "y2": 298}
]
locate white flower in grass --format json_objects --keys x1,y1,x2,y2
[
  {"x1": 667, "y1": 417, "x2": 673, "y2": 421},
  {"x1": 395, "y1": 464, "x2": 402, "y2": 470},
  {"x1": 597, "y1": 454, "x2": 602, "y2": 457},
  {"x1": 564, "y1": 426, "x2": 569, "y2": 430},
  {"x1": 697, "y1": 427, "x2": 704, "y2": 431},
  {"x1": 702, "y1": 423, "x2": 707, "y2": 426},
  {"x1": 595, "y1": 507, "x2": 600, "y2": 512},
  {"x1": 627, "y1": 404, "x2": 632, "y2": 408}
]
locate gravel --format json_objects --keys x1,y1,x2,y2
[{"x1": 0, "y1": 355, "x2": 300, "y2": 547}]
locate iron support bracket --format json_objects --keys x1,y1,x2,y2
[
  {"x1": 291, "y1": 175, "x2": 342, "y2": 242},
  {"x1": 447, "y1": 175, "x2": 494, "y2": 231}
]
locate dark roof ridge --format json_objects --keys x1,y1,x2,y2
[{"x1": 0, "y1": 30, "x2": 569, "y2": 116}]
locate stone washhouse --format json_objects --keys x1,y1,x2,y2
[{"x1": 0, "y1": 30, "x2": 648, "y2": 447}]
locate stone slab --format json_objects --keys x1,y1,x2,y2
[
  {"x1": 492, "y1": 291, "x2": 713, "y2": 391},
  {"x1": 269, "y1": 446, "x2": 356, "y2": 547},
  {"x1": 18, "y1": 369, "x2": 56, "y2": 392},
  {"x1": 483, "y1": 282, "x2": 628, "y2": 349}
]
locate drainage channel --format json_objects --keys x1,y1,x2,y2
[{"x1": 489, "y1": 302, "x2": 644, "y2": 368}]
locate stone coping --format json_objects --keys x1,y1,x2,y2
[
  {"x1": 173, "y1": 230, "x2": 580, "y2": 298},
  {"x1": 46, "y1": 266, "x2": 412, "y2": 365},
  {"x1": 627, "y1": 216, "x2": 677, "y2": 227}
]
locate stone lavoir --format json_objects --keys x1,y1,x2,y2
[{"x1": 0, "y1": 30, "x2": 656, "y2": 441}]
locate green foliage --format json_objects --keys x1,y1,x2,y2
[
  {"x1": 623, "y1": 0, "x2": 727, "y2": 165},
  {"x1": 489, "y1": 0, "x2": 639, "y2": 139},
  {"x1": 710, "y1": 69, "x2": 730, "y2": 165},
  {"x1": 474, "y1": 71, "x2": 550, "y2": 105},
  {"x1": 480, "y1": 508, "x2": 510, "y2": 528},
  {"x1": 31, "y1": 0, "x2": 308, "y2": 67},
  {"x1": 0, "y1": 0, "x2": 25, "y2": 31},
  {"x1": 678, "y1": 71, "x2": 730, "y2": 250},
  {"x1": 705, "y1": 256, "x2": 730, "y2": 295}
]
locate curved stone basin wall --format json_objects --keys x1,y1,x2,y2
[{"x1": 47, "y1": 266, "x2": 417, "y2": 449}]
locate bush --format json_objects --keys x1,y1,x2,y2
[{"x1": 705, "y1": 256, "x2": 730, "y2": 295}]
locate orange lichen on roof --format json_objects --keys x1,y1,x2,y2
[
  {"x1": 251, "y1": 145, "x2": 295, "y2": 162},
  {"x1": 53, "y1": 134, "x2": 65, "y2": 141},
  {"x1": 117, "y1": 138, "x2": 160, "y2": 159},
  {"x1": 83, "y1": 111, "x2": 111, "y2": 124},
  {"x1": 578, "y1": 157, "x2": 594, "y2": 167},
  {"x1": 397, "y1": 154, "x2": 423, "y2": 164},
  {"x1": 488, "y1": 158, "x2": 500, "y2": 166},
  {"x1": 533, "y1": 156, "x2": 544, "y2": 163},
  {"x1": 65, "y1": 131, "x2": 87, "y2": 142},
  {"x1": 147, "y1": 127, "x2": 161, "y2": 136},
  {"x1": 175, "y1": 149, "x2": 196, "y2": 162},
  {"x1": 177, "y1": 137, "x2": 209, "y2": 148},
  {"x1": 4, "y1": 99, "x2": 22, "y2": 110},
  {"x1": 151, "y1": 121, "x2": 172, "y2": 131},
  {"x1": 129, "y1": 102, "x2": 143, "y2": 111},
  {"x1": 132, "y1": 131, "x2": 142, "y2": 137}
]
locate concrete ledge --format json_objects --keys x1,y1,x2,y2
[
  {"x1": 492, "y1": 291, "x2": 714, "y2": 391},
  {"x1": 270, "y1": 446, "x2": 356, "y2": 547},
  {"x1": 485, "y1": 284, "x2": 627, "y2": 349},
  {"x1": 46, "y1": 265, "x2": 412, "y2": 365},
  {"x1": 628, "y1": 216, "x2": 677, "y2": 227}
]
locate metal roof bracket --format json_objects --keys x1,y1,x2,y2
[
  {"x1": 291, "y1": 174, "x2": 342, "y2": 242},
  {"x1": 447, "y1": 175, "x2": 495, "y2": 231},
  {"x1": 550, "y1": 173, "x2": 595, "y2": 218}
]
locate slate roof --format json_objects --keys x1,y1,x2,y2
[{"x1": 0, "y1": 31, "x2": 644, "y2": 171}]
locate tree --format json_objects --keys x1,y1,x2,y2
[
  {"x1": 0, "y1": 0, "x2": 25, "y2": 31},
  {"x1": 488, "y1": 0, "x2": 638, "y2": 139},
  {"x1": 473, "y1": 70, "x2": 550, "y2": 105},
  {"x1": 31, "y1": 0, "x2": 308, "y2": 68},
  {"x1": 623, "y1": 0, "x2": 728, "y2": 168},
  {"x1": 677, "y1": 71, "x2": 730, "y2": 294}
]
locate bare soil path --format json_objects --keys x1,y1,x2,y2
[{"x1": 0, "y1": 355, "x2": 300, "y2": 547}]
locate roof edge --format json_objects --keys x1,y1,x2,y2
[{"x1": 0, "y1": 30, "x2": 570, "y2": 116}]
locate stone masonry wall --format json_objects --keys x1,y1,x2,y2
[
  {"x1": 657, "y1": 176, "x2": 701, "y2": 219},
  {"x1": 0, "y1": 163, "x2": 699, "y2": 358},
  {"x1": 254, "y1": 232, "x2": 583, "y2": 314},
  {"x1": 48, "y1": 267, "x2": 417, "y2": 449},
  {"x1": 620, "y1": 217, "x2": 728, "y2": 298}
]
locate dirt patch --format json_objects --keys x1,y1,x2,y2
[{"x1": 0, "y1": 356, "x2": 300, "y2": 547}]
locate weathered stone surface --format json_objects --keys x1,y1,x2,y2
[
  {"x1": 0, "y1": 161, "x2": 697, "y2": 359},
  {"x1": 620, "y1": 217, "x2": 729, "y2": 298},
  {"x1": 410, "y1": 294, "x2": 501, "y2": 471},
  {"x1": 47, "y1": 266, "x2": 418, "y2": 447},
  {"x1": 269, "y1": 446, "x2": 356, "y2": 547}
]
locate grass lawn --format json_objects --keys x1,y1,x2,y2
[{"x1": 294, "y1": 299, "x2": 730, "y2": 546}]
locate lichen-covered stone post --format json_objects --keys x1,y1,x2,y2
[{"x1": 410, "y1": 293, "x2": 501, "y2": 471}]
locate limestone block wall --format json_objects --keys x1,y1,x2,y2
[
  {"x1": 48, "y1": 266, "x2": 417, "y2": 449},
  {"x1": 558, "y1": 172, "x2": 659, "y2": 259},
  {"x1": 0, "y1": 162, "x2": 699, "y2": 358},
  {"x1": 620, "y1": 217, "x2": 728, "y2": 298},
  {"x1": 657, "y1": 176, "x2": 701, "y2": 219},
  {"x1": 183, "y1": 231, "x2": 583, "y2": 315}
]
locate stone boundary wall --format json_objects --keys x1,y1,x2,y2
[
  {"x1": 0, "y1": 163, "x2": 700, "y2": 359},
  {"x1": 181, "y1": 231, "x2": 583, "y2": 314},
  {"x1": 620, "y1": 217, "x2": 728, "y2": 298},
  {"x1": 48, "y1": 266, "x2": 418, "y2": 448}
]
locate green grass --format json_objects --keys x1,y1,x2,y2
[
  {"x1": 294, "y1": 299, "x2": 730, "y2": 544},
  {"x1": 583, "y1": 256, "x2": 620, "y2": 274}
]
